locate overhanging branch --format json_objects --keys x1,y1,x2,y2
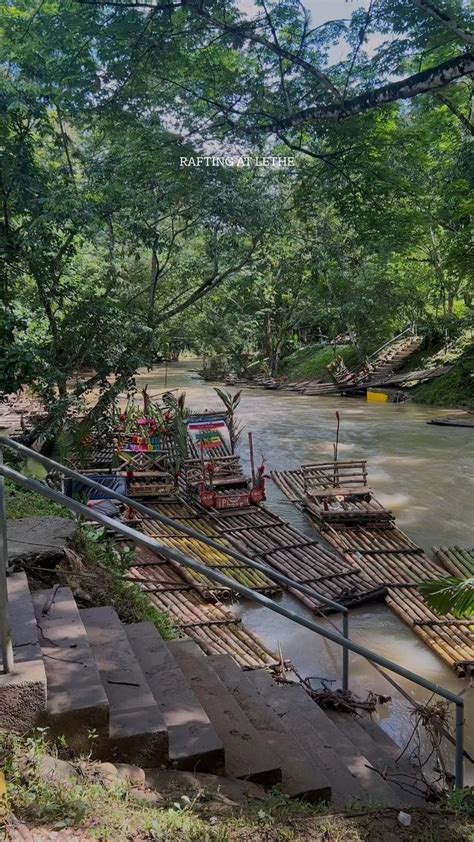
[
  {"x1": 409, "y1": 0, "x2": 474, "y2": 46},
  {"x1": 157, "y1": 235, "x2": 261, "y2": 322},
  {"x1": 268, "y1": 52, "x2": 474, "y2": 129}
]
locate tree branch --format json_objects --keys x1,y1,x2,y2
[
  {"x1": 434, "y1": 91, "x2": 474, "y2": 134},
  {"x1": 157, "y1": 235, "x2": 261, "y2": 322},
  {"x1": 268, "y1": 52, "x2": 474, "y2": 129},
  {"x1": 194, "y1": 6, "x2": 343, "y2": 103},
  {"x1": 409, "y1": 0, "x2": 474, "y2": 46}
]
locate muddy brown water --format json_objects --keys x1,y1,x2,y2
[{"x1": 108, "y1": 361, "x2": 474, "y2": 780}]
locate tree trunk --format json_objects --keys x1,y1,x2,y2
[{"x1": 263, "y1": 312, "x2": 273, "y2": 370}]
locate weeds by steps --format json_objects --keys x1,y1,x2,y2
[
  {"x1": 1, "y1": 731, "x2": 472, "y2": 842},
  {"x1": 5, "y1": 480, "x2": 71, "y2": 520},
  {"x1": 61, "y1": 526, "x2": 179, "y2": 640}
]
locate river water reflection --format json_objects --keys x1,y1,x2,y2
[{"x1": 134, "y1": 361, "x2": 473, "y2": 778}]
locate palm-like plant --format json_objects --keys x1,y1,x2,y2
[
  {"x1": 420, "y1": 577, "x2": 474, "y2": 619},
  {"x1": 214, "y1": 388, "x2": 242, "y2": 453}
]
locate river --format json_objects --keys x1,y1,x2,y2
[{"x1": 135, "y1": 360, "x2": 474, "y2": 779}]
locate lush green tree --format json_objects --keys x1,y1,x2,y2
[{"x1": 1, "y1": 0, "x2": 472, "y2": 410}]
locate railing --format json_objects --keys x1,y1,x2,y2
[
  {"x1": 344, "y1": 323, "x2": 418, "y2": 382},
  {"x1": 0, "y1": 439, "x2": 464, "y2": 789},
  {"x1": 365, "y1": 323, "x2": 417, "y2": 365},
  {"x1": 0, "y1": 438, "x2": 350, "y2": 683}
]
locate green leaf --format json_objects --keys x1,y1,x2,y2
[{"x1": 419, "y1": 577, "x2": 474, "y2": 619}]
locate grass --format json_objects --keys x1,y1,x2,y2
[
  {"x1": 279, "y1": 345, "x2": 360, "y2": 382},
  {"x1": 63, "y1": 526, "x2": 179, "y2": 640},
  {"x1": 1, "y1": 731, "x2": 473, "y2": 842},
  {"x1": 6, "y1": 480, "x2": 72, "y2": 520},
  {"x1": 413, "y1": 346, "x2": 474, "y2": 409}
]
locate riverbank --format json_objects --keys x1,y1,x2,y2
[{"x1": 259, "y1": 341, "x2": 474, "y2": 409}]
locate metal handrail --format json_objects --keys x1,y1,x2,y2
[
  {"x1": 1, "y1": 438, "x2": 349, "y2": 612},
  {"x1": 365, "y1": 323, "x2": 417, "y2": 364},
  {"x1": 0, "y1": 459, "x2": 465, "y2": 788},
  {"x1": 345, "y1": 324, "x2": 417, "y2": 379}
]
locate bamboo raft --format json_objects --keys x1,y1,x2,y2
[
  {"x1": 120, "y1": 490, "x2": 385, "y2": 668},
  {"x1": 128, "y1": 548, "x2": 279, "y2": 669},
  {"x1": 433, "y1": 546, "x2": 474, "y2": 579},
  {"x1": 428, "y1": 416, "x2": 474, "y2": 429},
  {"x1": 201, "y1": 505, "x2": 383, "y2": 611},
  {"x1": 272, "y1": 468, "x2": 474, "y2": 677},
  {"x1": 139, "y1": 499, "x2": 281, "y2": 596},
  {"x1": 0, "y1": 396, "x2": 46, "y2": 433}
]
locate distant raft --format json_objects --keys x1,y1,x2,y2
[{"x1": 428, "y1": 415, "x2": 474, "y2": 428}]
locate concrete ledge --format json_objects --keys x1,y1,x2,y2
[
  {"x1": 7, "y1": 517, "x2": 77, "y2": 560},
  {"x1": 210, "y1": 654, "x2": 331, "y2": 803},
  {"x1": 168, "y1": 640, "x2": 282, "y2": 787},
  {"x1": 0, "y1": 572, "x2": 46, "y2": 733},
  {"x1": 126, "y1": 622, "x2": 224, "y2": 774}
]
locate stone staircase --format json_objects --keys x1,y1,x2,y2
[
  {"x1": 297, "y1": 335, "x2": 423, "y2": 397},
  {"x1": 1, "y1": 572, "x2": 428, "y2": 807},
  {"x1": 365, "y1": 334, "x2": 424, "y2": 385}
]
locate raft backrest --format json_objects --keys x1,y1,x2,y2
[{"x1": 302, "y1": 460, "x2": 368, "y2": 490}]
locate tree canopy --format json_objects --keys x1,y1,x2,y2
[{"x1": 1, "y1": 0, "x2": 473, "y2": 432}]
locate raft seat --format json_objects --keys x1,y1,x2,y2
[
  {"x1": 212, "y1": 476, "x2": 248, "y2": 487},
  {"x1": 308, "y1": 486, "x2": 371, "y2": 500}
]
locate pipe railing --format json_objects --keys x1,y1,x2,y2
[
  {"x1": 0, "y1": 437, "x2": 350, "y2": 691},
  {"x1": 0, "y1": 453, "x2": 464, "y2": 789},
  {"x1": 365, "y1": 323, "x2": 417, "y2": 364},
  {"x1": 345, "y1": 323, "x2": 417, "y2": 380}
]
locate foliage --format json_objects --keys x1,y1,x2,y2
[
  {"x1": 1, "y1": 730, "x2": 473, "y2": 841},
  {"x1": 214, "y1": 387, "x2": 242, "y2": 451},
  {"x1": 414, "y1": 345, "x2": 474, "y2": 408},
  {"x1": 420, "y1": 577, "x2": 474, "y2": 619},
  {"x1": 280, "y1": 345, "x2": 360, "y2": 382},
  {"x1": 0, "y1": 0, "x2": 473, "y2": 419},
  {"x1": 67, "y1": 527, "x2": 179, "y2": 640}
]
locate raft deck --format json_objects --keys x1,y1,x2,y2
[
  {"x1": 127, "y1": 546, "x2": 279, "y2": 670},
  {"x1": 427, "y1": 416, "x2": 474, "y2": 429},
  {"x1": 271, "y1": 468, "x2": 473, "y2": 677},
  {"x1": 108, "y1": 490, "x2": 387, "y2": 669}
]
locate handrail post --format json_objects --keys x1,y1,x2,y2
[
  {"x1": 342, "y1": 611, "x2": 349, "y2": 692},
  {"x1": 0, "y1": 447, "x2": 14, "y2": 674},
  {"x1": 455, "y1": 701, "x2": 464, "y2": 789}
]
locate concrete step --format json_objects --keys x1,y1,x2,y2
[
  {"x1": 326, "y1": 710, "x2": 427, "y2": 804},
  {"x1": 126, "y1": 622, "x2": 224, "y2": 774},
  {"x1": 247, "y1": 670, "x2": 406, "y2": 808},
  {"x1": 355, "y1": 713, "x2": 405, "y2": 762},
  {"x1": 209, "y1": 654, "x2": 331, "y2": 802},
  {"x1": 32, "y1": 586, "x2": 108, "y2": 752},
  {"x1": 167, "y1": 639, "x2": 282, "y2": 787},
  {"x1": 0, "y1": 572, "x2": 47, "y2": 732},
  {"x1": 80, "y1": 607, "x2": 168, "y2": 766}
]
